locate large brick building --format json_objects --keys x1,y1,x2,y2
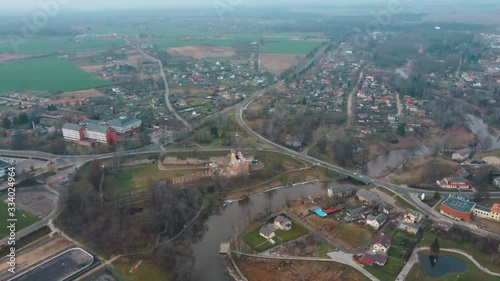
[{"x1": 439, "y1": 195, "x2": 475, "y2": 222}]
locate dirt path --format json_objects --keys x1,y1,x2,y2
[{"x1": 396, "y1": 91, "x2": 403, "y2": 116}]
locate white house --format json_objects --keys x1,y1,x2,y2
[
  {"x1": 259, "y1": 225, "x2": 276, "y2": 240},
  {"x1": 274, "y1": 215, "x2": 292, "y2": 231},
  {"x1": 372, "y1": 234, "x2": 391, "y2": 253},
  {"x1": 366, "y1": 214, "x2": 387, "y2": 230}
]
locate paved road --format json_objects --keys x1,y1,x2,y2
[
  {"x1": 396, "y1": 247, "x2": 500, "y2": 281},
  {"x1": 347, "y1": 67, "x2": 366, "y2": 127},
  {"x1": 134, "y1": 47, "x2": 192, "y2": 131},
  {"x1": 327, "y1": 251, "x2": 380, "y2": 281}
]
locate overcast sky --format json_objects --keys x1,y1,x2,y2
[
  {"x1": 2, "y1": 0, "x2": 492, "y2": 12},
  {"x1": 2, "y1": 0, "x2": 415, "y2": 12}
]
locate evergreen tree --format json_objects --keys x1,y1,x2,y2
[{"x1": 431, "y1": 237, "x2": 440, "y2": 254}]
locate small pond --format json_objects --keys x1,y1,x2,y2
[{"x1": 418, "y1": 253, "x2": 467, "y2": 278}]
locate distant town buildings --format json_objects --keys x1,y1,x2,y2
[{"x1": 62, "y1": 116, "x2": 141, "y2": 145}]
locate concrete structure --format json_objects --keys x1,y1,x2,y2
[
  {"x1": 107, "y1": 117, "x2": 141, "y2": 135},
  {"x1": 62, "y1": 123, "x2": 85, "y2": 142},
  {"x1": 439, "y1": 195, "x2": 475, "y2": 222},
  {"x1": 436, "y1": 177, "x2": 470, "y2": 189},
  {"x1": 274, "y1": 215, "x2": 292, "y2": 231},
  {"x1": 366, "y1": 214, "x2": 387, "y2": 230}
]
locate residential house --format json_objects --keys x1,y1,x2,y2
[
  {"x1": 378, "y1": 202, "x2": 396, "y2": 215},
  {"x1": 362, "y1": 253, "x2": 387, "y2": 266},
  {"x1": 436, "y1": 177, "x2": 470, "y2": 189},
  {"x1": 356, "y1": 189, "x2": 380, "y2": 205},
  {"x1": 348, "y1": 206, "x2": 366, "y2": 216},
  {"x1": 259, "y1": 225, "x2": 276, "y2": 240},
  {"x1": 452, "y1": 148, "x2": 472, "y2": 161},
  {"x1": 327, "y1": 185, "x2": 355, "y2": 197},
  {"x1": 62, "y1": 123, "x2": 85, "y2": 142},
  {"x1": 274, "y1": 215, "x2": 292, "y2": 231},
  {"x1": 399, "y1": 209, "x2": 424, "y2": 234},
  {"x1": 285, "y1": 134, "x2": 302, "y2": 148},
  {"x1": 387, "y1": 114, "x2": 398, "y2": 122},
  {"x1": 366, "y1": 214, "x2": 387, "y2": 230},
  {"x1": 372, "y1": 234, "x2": 391, "y2": 253}
]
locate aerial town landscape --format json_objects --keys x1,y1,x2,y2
[{"x1": 1, "y1": 0, "x2": 500, "y2": 280}]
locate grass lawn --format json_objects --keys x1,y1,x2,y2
[
  {"x1": 388, "y1": 229, "x2": 415, "y2": 246},
  {"x1": 0, "y1": 202, "x2": 40, "y2": 238},
  {"x1": 114, "y1": 258, "x2": 170, "y2": 281},
  {"x1": 243, "y1": 220, "x2": 309, "y2": 252},
  {"x1": 313, "y1": 243, "x2": 335, "y2": 258},
  {"x1": 364, "y1": 257, "x2": 405, "y2": 281},
  {"x1": 0, "y1": 37, "x2": 125, "y2": 54},
  {"x1": 113, "y1": 164, "x2": 167, "y2": 193},
  {"x1": 0, "y1": 56, "x2": 111, "y2": 93},
  {"x1": 395, "y1": 196, "x2": 418, "y2": 211},
  {"x1": 417, "y1": 231, "x2": 500, "y2": 273},
  {"x1": 376, "y1": 187, "x2": 397, "y2": 197},
  {"x1": 405, "y1": 250, "x2": 500, "y2": 281},
  {"x1": 332, "y1": 222, "x2": 372, "y2": 249}
]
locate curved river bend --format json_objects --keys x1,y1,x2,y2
[{"x1": 191, "y1": 182, "x2": 328, "y2": 281}]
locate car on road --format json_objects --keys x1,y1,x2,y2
[
  {"x1": 370, "y1": 179, "x2": 375, "y2": 183},
  {"x1": 359, "y1": 176, "x2": 364, "y2": 179}
]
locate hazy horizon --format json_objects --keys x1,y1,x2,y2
[{"x1": 3, "y1": 0, "x2": 498, "y2": 13}]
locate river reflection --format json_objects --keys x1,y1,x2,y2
[{"x1": 364, "y1": 146, "x2": 430, "y2": 178}]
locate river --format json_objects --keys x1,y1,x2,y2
[
  {"x1": 191, "y1": 181, "x2": 328, "y2": 281},
  {"x1": 466, "y1": 114, "x2": 500, "y2": 151},
  {"x1": 364, "y1": 146, "x2": 431, "y2": 178}
]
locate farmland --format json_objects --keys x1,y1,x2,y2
[
  {"x1": 0, "y1": 56, "x2": 111, "y2": 93},
  {"x1": 0, "y1": 37, "x2": 125, "y2": 54}
]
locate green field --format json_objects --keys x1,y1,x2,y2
[
  {"x1": 262, "y1": 38, "x2": 322, "y2": 54},
  {"x1": 113, "y1": 164, "x2": 168, "y2": 194},
  {"x1": 0, "y1": 56, "x2": 111, "y2": 93},
  {"x1": 0, "y1": 37, "x2": 125, "y2": 54},
  {"x1": 114, "y1": 258, "x2": 170, "y2": 281},
  {"x1": 0, "y1": 202, "x2": 40, "y2": 238},
  {"x1": 243, "y1": 220, "x2": 309, "y2": 252},
  {"x1": 364, "y1": 257, "x2": 405, "y2": 281}
]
